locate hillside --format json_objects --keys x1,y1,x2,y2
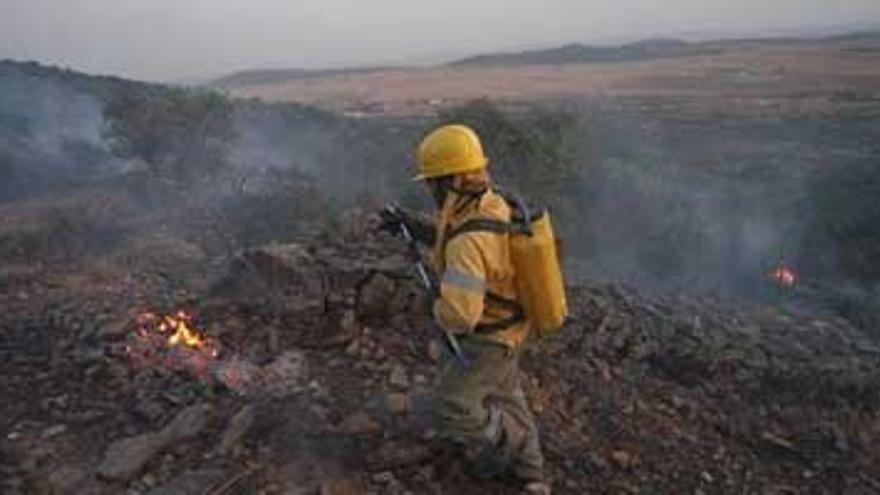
[
  {"x1": 210, "y1": 66, "x2": 397, "y2": 90},
  {"x1": 451, "y1": 38, "x2": 714, "y2": 67},
  {"x1": 211, "y1": 31, "x2": 880, "y2": 117},
  {"x1": 0, "y1": 60, "x2": 165, "y2": 109},
  {"x1": 451, "y1": 31, "x2": 880, "y2": 67}
]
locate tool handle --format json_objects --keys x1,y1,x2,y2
[{"x1": 385, "y1": 205, "x2": 467, "y2": 367}]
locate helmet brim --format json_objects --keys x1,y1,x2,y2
[{"x1": 412, "y1": 158, "x2": 489, "y2": 182}]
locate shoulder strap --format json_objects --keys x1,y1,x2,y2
[{"x1": 445, "y1": 218, "x2": 512, "y2": 244}]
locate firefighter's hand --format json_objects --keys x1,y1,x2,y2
[
  {"x1": 375, "y1": 205, "x2": 436, "y2": 245},
  {"x1": 376, "y1": 205, "x2": 405, "y2": 236}
]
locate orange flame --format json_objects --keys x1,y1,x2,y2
[
  {"x1": 134, "y1": 310, "x2": 218, "y2": 357},
  {"x1": 125, "y1": 309, "x2": 258, "y2": 395},
  {"x1": 768, "y1": 266, "x2": 797, "y2": 288}
]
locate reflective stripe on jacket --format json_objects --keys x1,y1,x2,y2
[{"x1": 432, "y1": 188, "x2": 530, "y2": 348}]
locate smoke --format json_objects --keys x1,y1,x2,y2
[
  {"x1": 562, "y1": 101, "x2": 869, "y2": 307},
  {"x1": 0, "y1": 62, "x2": 120, "y2": 201},
  {"x1": 228, "y1": 102, "x2": 417, "y2": 202},
  {"x1": 575, "y1": 155, "x2": 800, "y2": 298},
  {"x1": 2, "y1": 60, "x2": 874, "y2": 322}
]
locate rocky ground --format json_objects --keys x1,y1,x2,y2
[{"x1": 2, "y1": 222, "x2": 880, "y2": 495}]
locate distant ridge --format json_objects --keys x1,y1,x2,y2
[
  {"x1": 210, "y1": 66, "x2": 399, "y2": 89},
  {"x1": 450, "y1": 30, "x2": 880, "y2": 67},
  {"x1": 0, "y1": 59, "x2": 162, "y2": 98},
  {"x1": 208, "y1": 29, "x2": 880, "y2": 89},
  {"x1": 450, "y1": 38, "x2": 714, "y2": 67}
]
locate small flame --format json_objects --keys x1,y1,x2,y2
[
  {"x1": 135, "y1": 310, "x2": 218, "y2": 357},
  {"x1": 768, "y1": 265, "x2": 797, "y2": 289},
  {"x1": 165, "y1": 311, "x2": 218, "y2": 356},
  {"x1": 126, "y1": 309, "x2": 220, "y2": 380},
  {"x1": 124, "y1": 309, "x2": 260, "y2": 396}
]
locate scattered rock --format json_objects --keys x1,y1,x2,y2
[
  {"x1": 162, "y1": 403, "x2": 211, "y2": 440},
  {"x1": 41, "y1": 424, "x2": 67, "y2": 438},
  {"x1": 339, "y1": 207, "x2": 374, "y2": 241},
  {"x1": 372, "y1": 471, "x2": 395, "y2": 484},
  {"x1": 218, "y1": 404, "x2": 255, "y2": 455},
  {"x1": 260, "y1": 350, "x2": 309, "y2": 397},
  {"x1": 267, "y1": 326, "x2": 280, "y2": 355},
  {"x1": 345, "y1": 339, "x2": 361, "y2": 356},
  {"x1": 97, "y1": 403, "x2": 211, "y2": 481},
  {"x1": 338, "y1": 412, "x2": 381, "y2": 436},
  {"x1": 45, "y1": 465, "x2": 94, "y2": 494},
  {"x1": 98, "y1": 316, "x2": 131, "y2": 339},
  {"x1": 141, "y1": 473, "x2": 157, "y2": 487},
  {"x1": 144, "y1": 468, "x2": 224, "y2": 495},
  {"x1": 211, "y1": 243, "x2": 326, "y2": 313},
  {"x1": 385, "y1": 393, "x2": 411, "y2": 415},
  {"x1": 96, "y1": 432, "x2": 166, "y2": 481},
  {"x1": 321, "y1": 478, "x2": 365, "y2": 495},
  {"x1": 388, "y1": 364, "x2": 409, "y2": 389},
  {"x1": 358, "y1": 273, "x2": 397, "y2": 318},
  {"x1": 135, "y1": 399, "x2": 167, "y2": 424},
  {"x1": 341, "y1": 309, "x2": 361, "y2": 336},
  {"x1": 122, "y1": 234, "x2": 207, "y2": 273},
  {"x1": 427, "y1": 341, "x2": 443, "y2": 362},
  {"x1": 611, "y1": 450, "x2": 634, "y2": 470},
  {"x1": 367, "y1": 443, "x2": 433, "y2": 471}
]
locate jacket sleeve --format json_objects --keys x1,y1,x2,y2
[{"x1": 433, "y1": 234, "x2": 487, "y2": 334}]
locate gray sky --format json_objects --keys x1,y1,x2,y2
[{"x1": 2, "y1": 0, "x2": 879, "y2": 81}]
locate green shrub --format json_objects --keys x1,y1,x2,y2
[
  {"x1": 0, "y1": 192, "x2": 131, "y2": 263},
  {"x1": 808, "y1": 159, "x2": 880, "y2": 282},
  {"x1": 103, "y1": 88, "x2": 236, "y2": 182},
  {"x1": 437, "y1": 99, "x2": 589, "y2": 207},
  {"x1": 175, "y1": 173, "x2": 330, "y2": 256}
]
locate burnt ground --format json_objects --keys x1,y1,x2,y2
[{"x1": 2, "y1": 221, "x2": 879, "y2": 495}]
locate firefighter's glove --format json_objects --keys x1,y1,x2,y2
[
  {"x1": 376, "y1": 205, "x2": 406, "y2": 236},
  {"x1": 377, "y1": 205, "x2": 436, "y2": 245}
]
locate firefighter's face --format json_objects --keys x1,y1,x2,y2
[{"x1": 426, "y1": 177, "x2": 452, "y2": 208}]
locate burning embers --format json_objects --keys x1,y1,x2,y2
[
  {"x1": 123, "y1": 309, "x2": 305, "y2": 397},
  {"x1": 126, "y1": 310, "x2": 247, "y2": 393},
  {"x1": 767, "y1": 265, "x2": 797, "y2": 290},
  {"x1": 136, "y1": 310, "x2": 219, "y2": 357}
]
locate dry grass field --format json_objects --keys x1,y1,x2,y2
[{"x1": 223, "y1": 40, "x2": 880, "y2": 117}]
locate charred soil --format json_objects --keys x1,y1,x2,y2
[{"x1": 2, "y1": 224, "x2": 879, "y2": 494}]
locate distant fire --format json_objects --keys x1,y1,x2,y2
[{"x1": 767, "y1": 265, "x2": 797, "y2": 289}]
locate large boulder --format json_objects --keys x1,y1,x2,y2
[
  {"x1": 210, "y1": 243, "x2": 327, "y2": 313},
  {"x1": 96, "y1": 403, "x2": 212, "y2": 481}
]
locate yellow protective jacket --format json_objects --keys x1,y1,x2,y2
[{"x1": 432, "y1": 188, "x2": 531, "y2": 349}]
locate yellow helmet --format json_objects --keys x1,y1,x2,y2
[{"x1": 414, "y1": 124, "x2": 488, "y2": 181}]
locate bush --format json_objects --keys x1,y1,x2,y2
[
  {"x1": 174, "y1": 171, "x2": 331, "y2": 256},
  {"x1": 807, "y1": 159, "x2": 880, "y2": 283},
  {"x1": 437, "y1": 99, "x2": 589, "y2": 207},
  {"x1": 0, "y1": 192, "x2": 131, "y2": 263},
  {"x1": 103, "y1": 88, "x2": 236, "y2": 182}
]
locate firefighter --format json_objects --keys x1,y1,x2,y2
[{"x1": 385, "y1": 124, "x2": 550, "y2": 494}]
